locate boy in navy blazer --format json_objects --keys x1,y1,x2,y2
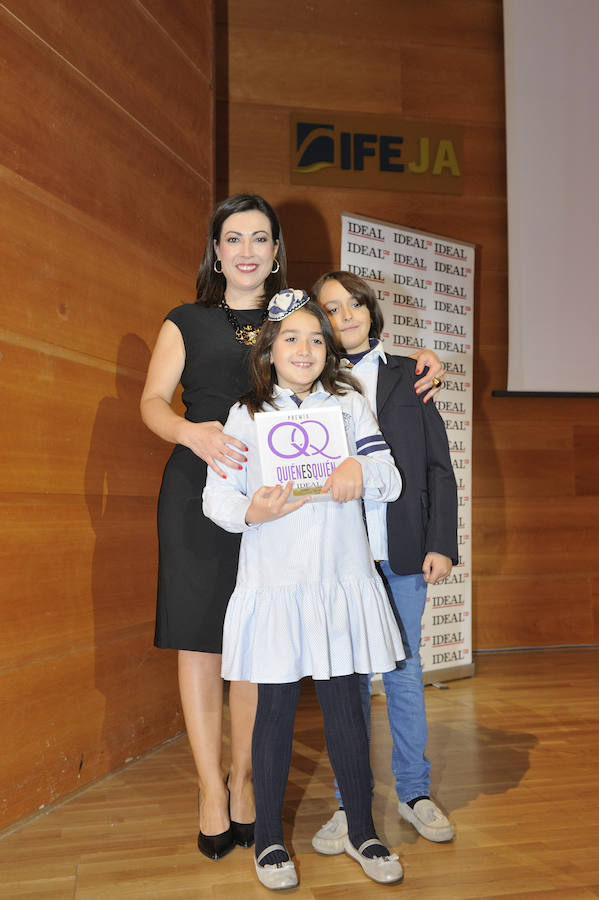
[{"x1": 311, "y1": 271, "x2": 458, "y2": 848}]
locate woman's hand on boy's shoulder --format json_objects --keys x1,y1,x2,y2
[
  {"x1": 245, "y1": 482, "x2": 309, "y2": 525},
  {"x1": 322, "y1": 458, "x2": 363, "y2": 503},
  {"x1": 409, "y1": 349, "x2": 445, "y2": 403}
]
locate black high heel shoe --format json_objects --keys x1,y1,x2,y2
[
  {"x1": 227, "y1": 776, "x2": 255, "y2": 848},
  {"x1": 197, "y1": 791, "x2": 236, "y2": 860},
  {"x1": 231, "y1": 818, "x2": 255, "y2": 848},
  {"x1": 197, "y1": 826, "x2": 236, "y2": 860}
]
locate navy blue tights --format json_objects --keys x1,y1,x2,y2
[{"x1": 252, "y1": 674, "x2": 388, "y2": 865}]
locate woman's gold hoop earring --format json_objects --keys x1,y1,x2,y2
[
  {"x1": 271, "y1": 258, "x2": 280, "y2": 274},
  {"x1": 214, "y1": 259, "x2": 223, "y2": 274}
]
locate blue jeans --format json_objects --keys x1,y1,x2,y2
[
  {"x1": 333, "y1": 564, "x2": 431, "y2": 806},
  {"x1": 374, "y1": 563, "x2": 431, "y2": 803}
]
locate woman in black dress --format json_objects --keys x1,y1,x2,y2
[
  {"x1": 141, "y1": 193, "x2": 445, "y2": 861},
  {"x1": 141, "y1": 194, "x2": 286, "y2": 859}
]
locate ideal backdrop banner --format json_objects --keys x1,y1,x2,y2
[{"x1": 340, "y1": 212, "x2": 475, "y2": 683}]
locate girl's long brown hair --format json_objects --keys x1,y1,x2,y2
[{"x1": 241, "y1": 300, "x2": 361, "y2": 417}]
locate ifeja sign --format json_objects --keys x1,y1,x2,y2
[{"x1": 290, "y1": 111, "x2": 463, "y2": 194}]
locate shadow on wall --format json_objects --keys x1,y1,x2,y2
[{"x1": 84, "y1": 333, "x2": 173, "y2": 768}]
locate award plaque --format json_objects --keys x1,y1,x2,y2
[{"x1": 254, "y1": 406, "x2": 349, "y2": 500}]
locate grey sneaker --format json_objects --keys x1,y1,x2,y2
[
  {"x1": 311, "y1": 809, "x2": 348, "y2": 855},
  {"x1": 398, "y1": 798, "x2": 455, "y2": 842}
]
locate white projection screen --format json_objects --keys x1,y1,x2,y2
[{"x1": 503, "y1": 0, "x2": 599, "y2": 394}]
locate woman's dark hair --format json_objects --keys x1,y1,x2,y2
[
  {"x1": 242, "y1": 300, "x2": 361, "y2": 417},
  {"x1": 195, "y1": 194, "x2": 287, "y2": 307},
  {"x1": 310, "y1": 270, "x2": 384, "y2": 340}
]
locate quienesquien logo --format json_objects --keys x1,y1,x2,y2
[{"x1": 290, "y1": 112, "x2": 462, "y2": 194}]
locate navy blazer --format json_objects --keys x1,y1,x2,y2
[{"x1": 375, "y1": 353, "x2": 458, "y2": 574}]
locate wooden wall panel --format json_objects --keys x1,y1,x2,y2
[
  {"x1": 473, "y1": 498, "x2": 598, "y2": 570},
  {"x1": 225, "y1": 29, "x2": 405, "y2": 114},
  {"x1": 2, "y1": 0, "x2": 213, "y2": 177},
  {"x1": 0, "y1": 490, "x2": 161, "y2": 670},
  {"x1": 140, "y1": 0, "x2": 214, "y2": 67},
  {"x1": 473, "y1": 576, "x2": 594, "y2": 648},
  {"x1": 0, "y1": 7, "x2": 209, "y2": 273},
  {"x1": 216, "y1": 0, "x2": 599, "y2": 651},
  {"x1": 0, "y1": 169, "x2": 190, "y2": 364},
  {"x1": 593, "y1": 579, "x2": 599, "y2": 634},
  {"x1": 1, "y1": 1, "x2": 214, "y2": 830},
  {"x1": 1, "y1": 340, "x2": 167, "y2": 494},
  {"x1": 1, "y1": 635, "x2": 182, "y2": 825},
  {"x1": 573, "y1": 426, "x2": 599, "y2": 496},
  {"x1": 222, "y1": 0, "x2": 502, "y2": 49},
  {"x1": 400, "y1": 44, "x2": 505, "y2": 122}
]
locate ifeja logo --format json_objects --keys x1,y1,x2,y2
[
  {"x1": 290, "y1": 112, "x2": 463, "y2": 195},
  {"x1": 294, "y1": 123, "x2": 337, "y2": 174}
]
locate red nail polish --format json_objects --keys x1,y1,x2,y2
[
  {"x1": 415, "y1": 368, "x2": 422, "y2": 374},
  {"x1": 237, "y1": 465, "x2": 243, "y2": 470}
]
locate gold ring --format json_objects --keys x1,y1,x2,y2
[{"x1": 432, "y1": 376, "x2": 442, "y2": 388}]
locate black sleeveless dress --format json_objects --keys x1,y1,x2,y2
[{"x1": 154, "y1": 302, "x2": 265, "y2": 652}]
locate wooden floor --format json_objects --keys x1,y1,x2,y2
[{"x1": 1, "y1": 649, "x2": 599, "y2": 899}]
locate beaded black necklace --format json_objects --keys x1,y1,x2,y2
[{"x1": 220, "y1": 298, "x2": 267, "y2": 346}]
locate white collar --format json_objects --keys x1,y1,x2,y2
[
  {"x1": 341, "y1": 339, "x2": 387, "y2": 369},
  {"x1": 271, "y1": 381, "x2": 328, "y2": 405}
]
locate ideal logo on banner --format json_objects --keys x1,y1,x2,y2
[
  {"x1": 340, "y1": 212, "x2": 474, "y2": 677},
  {"x1": 290, "y1": 112, "x2": 463, "y2": 194}
]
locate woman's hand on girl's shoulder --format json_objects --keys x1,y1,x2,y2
[
  {"x1": 322, "y1": 458, "x2": 363, "y2": 503},
  {"x1": 181, "y1": 420, "x2": 248, "y2": 478},
  {"x1": 245, "y1": 482, "x2": 309, "y2": 525}
]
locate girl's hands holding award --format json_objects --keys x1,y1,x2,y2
[
  {"x1": 322, "y1": 458, "x2": 363, "y2": 503},
  {"x1": 245, "y1": 481, "x2": 309, "y2": 525}
]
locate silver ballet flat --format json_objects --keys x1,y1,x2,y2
[
  {"x1": 344, "y1": 838, "x2": 403, "y2": 884},
  {"x1": 254, "y1": 844, "x2": 298, "y2": 891}
]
